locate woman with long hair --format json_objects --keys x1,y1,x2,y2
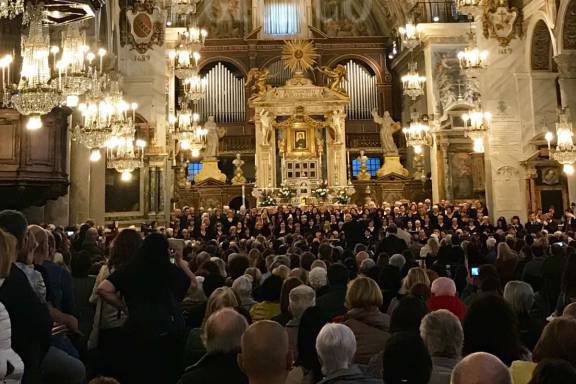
[
  {"x1": 496, "y1": 242, "x2": 520, "y2": 285},
  {"x1": 89, "y1": 228, "x2": 142, "y2": 380},
  {"x1": 97, "y1": 234, "x2": 197, "y2": 384}
]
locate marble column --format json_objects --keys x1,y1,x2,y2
[
  {"x1": 555, "y1": 53, "x2": 576, "y2": 205},
  {"x1": 440, "y1": 143, "x2": 453, "y2": 201},
  {"x1": 89, "y1": 155, "x2": 106, "y2": 225},
  {"x1": 69, "y1": 141, "x2": 91, "y2": 226}
]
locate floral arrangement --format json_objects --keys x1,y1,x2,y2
[
  {"x1": 277, "y1": 185, "x2": 295, "y2": 200},
  {"x1": 259, "y1": 190, "x2": 277, "y2": 207},
  {"x1": 334, "y1": 189, "x2": 350, "y2": 204},
  {"x1": 313, "y1": 181, "x2": 329, "y2": 200}
]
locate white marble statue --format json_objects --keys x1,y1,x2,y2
[
  {"x1": 328, "y1": 110, "x2": 346, "y2": 143},
  {"x1": 372, "y1": 108, "x2": 401, "y2": 156},
  {"x1": 259, "y1": 110, "x2": 274, "y2": 145},
  {"x1": 203, "y1": 116, "x2": 226, "y2": 159}
]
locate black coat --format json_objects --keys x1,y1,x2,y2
[
  {"x1": 316, "y1": 286, "x2": 348, "y2": 320},
  {"x1": 377, "y1": 235, "x2": 407, "y2": 256},
  {"x1": 178, "y1": 351, "x2": 248, "y2": 384}
]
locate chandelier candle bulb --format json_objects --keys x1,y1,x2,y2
[{"x1": 26, "y1": 115, "x2": 42, "y2": 130}]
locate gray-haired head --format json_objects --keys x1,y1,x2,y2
[
  {"x1": 232, "y1": 275, "x2": 253, "y2": 299},
  {"x1": 202, "y1": 308, "x2": 248, "y2": 354},
  {"x1": 503, "y1": 281, "x2": 534, "y2": 315},
  {"x1": 359, "y1": 258, "x2": 376, "y2": 275},
  {"x1": 389, "y1": 254, "x2": 406, "y2": 270},
  {"x1": 420, "y1": 309, "x2": 463, "y2": 359},
  {"x1": 486, "y1": 237, "x2": 497, "y2": 250},
  {"x1": 309, "y1": 267, "x2": 328, "y2": 290},
  {"x1": 288, "y1": 284, "x2": 315, "y2": 319},
  {"x1": 316, "y1": 323, "x2": 357, "y2": 376}
]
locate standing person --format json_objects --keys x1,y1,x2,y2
[
  {"x1": 97, "y1": 234, "x2": 197, "y2": 384},
  {"x1": 88, "y1": 228, "x2": 142, "y2": 380}
]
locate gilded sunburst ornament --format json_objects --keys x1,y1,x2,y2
[{"x1": 281, "y1": 40, "x2": 319, "y2": 74}]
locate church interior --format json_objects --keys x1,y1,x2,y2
[{"x1": 0, "y1": 0, "x2": 575, "y2": 226}]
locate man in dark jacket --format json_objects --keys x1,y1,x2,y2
[
  {"x1": 376, "y1": 224, "x2": 407, "y2": 256},
  {"x1": 317, "y1": 264, "x2": 349, "y2": 320},
  {"x1": 179, "y1": 308, "x2": 248, "y2": 384}
]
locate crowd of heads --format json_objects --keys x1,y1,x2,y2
[{"x1": 0, "y1": 198, "x2": 576, "y2": 384}]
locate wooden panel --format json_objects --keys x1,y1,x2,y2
[{"x1": 0, "y1": 122, "x2": 18, "y2": 162}]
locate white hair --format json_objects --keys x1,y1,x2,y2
[
  {"x1": 210, "y1": 257, "x2": 228, "y2": 278},
  {"x1": 316, "y1": 323, "x2": 357, "y2": 375},
  {"x1": 359, "y1": 258, "x2": 376, "y2": 275},
  {"x1": 420, "y1": 309, "x2": 463, "y2": 359},
  {"x1": 503, "y1": 281, "x2": 534, "y2": 315},
  {"x1": 309, "y1": 267, "x2": 327, "y2": 290},
  {"x1": 288, "y1": 285, "x2": 316, "y2": 319},
  {"x1": 232, "y1": 275, "x2": 252, "y2": 298},
  {"x1": 389, "y1": 254, "x2": 406, "y2": 269},
  {"x1": 486, "y1": 237, "x2": 497, "y2": 249}
]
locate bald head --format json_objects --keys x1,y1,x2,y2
[
  {"x1": 86, "y1": 227, "x2": 99, "y2": 243},
  {"x1": 203, "y1": 308, "x2": 248, "y2": 354},
  {"x1": 239, "y1": 320, "x2": 291, "y2": 384},
  {"x1": 451, "y1": 352, "x2": 511, "y2": 384},
  {"x1": 356, "y1": 251, "x2": 369, "y2": 268}
]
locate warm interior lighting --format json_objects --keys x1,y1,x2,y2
[
  {"x1": 90, "y1": 149, "x2": 102, "y2": 162},
  {"x1": 26, "y1": 115, "x2": 43, "y2": 130},
  {"x1": 563, "y1": 163, "x2": 575, "y2": 175},
  {"x1": 121, "y1": 170, "x2": 132, "y2": 181}
]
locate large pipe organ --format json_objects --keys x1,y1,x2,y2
[
  {"x1": 197, "y1": 62, "x2": 246, "y2": 123},
  {"x1": 341, "y1": 60, "x2": 379, "y2": 120}
]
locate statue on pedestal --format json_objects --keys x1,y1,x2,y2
[
  {"x1": 327, "y1": 110, "x2": 345, "y2": 144},
  {"x1": 204, "y1": 116, "x2": 226, "y2": 160},
  {"x1": 259, "y1": 110, "x2": 273, "y2": 146},
  {"x1": 231, "y1": 154, "x2": 246, "y2": 184},
  {"x1": 356, "y1": 150, "x2": 371, "y2": 181},
  {"x1": 195, "y1": 116, "x2": 227, "y2": 183},
  {"x1": 372, "y1": 109, "x2": 410, "y2": 177}
]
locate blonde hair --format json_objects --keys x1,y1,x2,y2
[
  {"x1": 401, "y1": 267, "x2": 431, "y2": 293},
  {"x1": 0, "y1": 228, "x2": 16, "y2": 279},
  {"x1": 345, "y1": 277, "x2": 383, "y2": 309},
  {"x1": 203, "y1": 287, "x2": 239, "y2": 325},
  {"x1": 272, "y1": 265, "x2": 291, "y2": 280}
]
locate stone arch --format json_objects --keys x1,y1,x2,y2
[
  {"x1": 531, "y1": 20, "x2": 556, "y2": 71},
  {"x1": 199, "y1": 56, "x2": 248, "y2": 77},
  {"x1": 558, "y1": 0, "x2": 576, "y2": 52},
  {"x1": 326, "y1": 54, "x2": 386, "y2": 84}
]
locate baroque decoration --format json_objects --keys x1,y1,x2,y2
[
  {"x1": 482, "y1": 0, "x2": 523, "y2": 52},
  {"x1": 281, "y1": 40, "x2": 319, "y2": 74},
  {"x1": 0, "y1": 0, "x2": 23, "y2": 19},
  {"x1": 121, "y1": 0, "x2": 166, "y2": 54}
]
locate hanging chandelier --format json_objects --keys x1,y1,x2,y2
[
  {"x1": 401, "y1": 62, "x2": 426, "y2": 100},
  {"x1": 398, "y1": 21, "x2": 421, "y2": 51},
  {"x1": 455, "y1": 0, "x2": 487, "y2": 18},
  {"x1": 9, "y1": 5, "x2": 61, "y2": 130},
  {"x1": 106, "y1": 107, "x2": 146, "y2": 182},
  {"x1": 457, "y1": 28, "x2": 488, "y2": 78},
  {"x1": 72, "y1": 78, "x2": 129, "y2": 161},
  {"x1": 403, "y1": 112, "x2": 430, "y2": 154},
  {"x1": 54, "y1": 23, "x2": 107, "y2": 103},
  {"x1": 0, "y1": 0, "x2": 24, "y2": 19},
  {"x1": 170, "y1": 26, "x2": 207, "y2": 80},
  {"x1": 169, "y1": 100, "x2": 207, "y2": 157},
  {"x1": 462, "y1": 106, "x2": 491, "y2": 153},
  {"x1": 545, "y1": 108, "x2": 576, "y2": 175},
  {"x1": 182, "y1": 73, "x2": 207, "y2": 102}
]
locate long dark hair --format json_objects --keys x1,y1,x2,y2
[
  {"x1": 132, "y1": 233, "x2": 173, "y2": 275},
  {"x1": 109, "y1": 228, "x2": 143, "y2": 271}
]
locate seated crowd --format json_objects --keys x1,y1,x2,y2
[{"x1": 0, "y1": 199, "x2": 575, "y2": 384}]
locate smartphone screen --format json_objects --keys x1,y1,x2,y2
[{"x1": 471, "y1": 267, "x2": 479, "y2": 277}]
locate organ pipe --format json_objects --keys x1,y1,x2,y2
[
  {"x1": 198, "y1": 62, "x2": 245, "y2": 123},
  {"x1": 341, "y1": 60, "x2": 378, "y2": 120}
]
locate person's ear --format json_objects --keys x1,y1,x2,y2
[{"x1": 237, "y1": 353, "x2": 245, "y2": 373}]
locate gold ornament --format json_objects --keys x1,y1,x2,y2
[{"x1": 281, "y1": 40, "x2": 318, "y2": 74}]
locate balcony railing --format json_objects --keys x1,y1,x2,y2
[{"x1": 411, "y1": 1, "x2": 469, "y2": 24}]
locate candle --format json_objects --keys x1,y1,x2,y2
[{"x1": 242, "y1": 184, "x2": 246, "y2": 208}]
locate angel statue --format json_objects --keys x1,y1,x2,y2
[
  {"x1": 319, "y1": 64, "x2": 347, "y2": 95},
  {"x1": 327, "y1": 110, "x2": 346, "y2": 144},
  {"x1": 204, "y1": 116, "x2": 226, "y2": 160},
  {"x1": 372, "y1": 108, "x2": 401, "y2": 156},
  {"x1": 259, "y1": 110, "x2": 274, "y2": 146},
  {"x1": 247, "y1": 68, "x2": 271, "y2": 101}
]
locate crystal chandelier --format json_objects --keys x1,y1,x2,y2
[
  {"x1": 10, "y1": 5, "x2": 61, "y2": 130},
  {"x1": 106, "y1": 110, "x2": 146, "y2": 182},
  {"x1": 182, "y1": 74, "x2": 207, "y2": 102},
  {"x1": 72, "y1": 78, "x2": 129, "y2": 160},
  {"x1": 462, "y1": 106, "x2": 491, "y2": 153},
  {"x1": 458, "y1": 28, "x2": 488, "y2": 78},
  {"x1": 398, "y1": 21, "x2": 421, "y2": 51},
  {"x1": 169, "y1": 100, "x2": 207, "y2": 157},
  {"x1": 0, "y1": 0, "x2": 24, "y2": 19},
  {"x1": 545, "y1": 108, "x2": 576, "y2": 175},
  {"x1": 401, "y1": 62, "x2": 426, "y2": 100},
  {"x1": 403, "y1": 112, "x2": 430, "y2": 154},
  {"x1": 455, "y1": 0, "x2": 487, "y2": 18},
  {"x1": 54, "y1": 23, "x2": 107, "y2": 102},
  {"x1": 170, "y1": 26, "x2": 207, "y2": 80}
]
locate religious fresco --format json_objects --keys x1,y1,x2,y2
[
  {"x1": 450, "y1": 152, "x2": 474, "y2": 200},
  {"x1": 312, "y1": 0, "x2": 385, "y2": 37},
  {"x1": 431, "y1": 46, "x2": 480, "y2": 117},
  {"x1": 198, "y1": 0, "x2": 248, "y2": 38}
]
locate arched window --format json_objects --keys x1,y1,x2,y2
[
  {"x1": 340, "y1": 60, "x2": 378, "y2": 120},
  {"x1": 197, "y1": 62, "x2": 246, "y2": 123}
]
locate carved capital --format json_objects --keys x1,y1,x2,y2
[{"x1": 554, "y1": 54, "x2": 576, "y2": 78}]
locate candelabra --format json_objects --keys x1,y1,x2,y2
[
  {"x1": 401, "y1": 62, "x2": 426, "y2": 100},
  {"x1": 545, "y1": 108, "x2": 576, "y2": 175},
  {"x1": 0, "y1": 0, "x2": 24, "y2": 19},
  {"x1": 403, "y1": 112, "x2": 431, "y2": 154},
  {"x1": 462, "y1": 106, "x2": 491, "y2": 153},
  {"x1": 169, "y1": 100, "x2": 207, "y2": 157},
  {"x1": 398, "y1": 21, "x2": 422, "y2": 51},
  {"x1": 106, "y1": 112, "x2": 146, "y2": 182},
  {"x1": 455, "y1": 0, "x2": 487, "y2": 18}
]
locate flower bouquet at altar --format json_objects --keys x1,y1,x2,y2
[
  {"x1": 277, "y1": 185, "x2": 296, "y2": 202},
  {"x1": 334, "y1": 189, "x2": 350, "y2": 205},
  {"x1": 259, "y1": 190, "x2": 277, "y2": 207},
  {"x1": 313, "y1": 181, "x2": 329, "y2": 201}
]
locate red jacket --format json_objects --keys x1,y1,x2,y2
[{"x1": 427, "y1": 295, "x2": 467, "y2": 321}]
